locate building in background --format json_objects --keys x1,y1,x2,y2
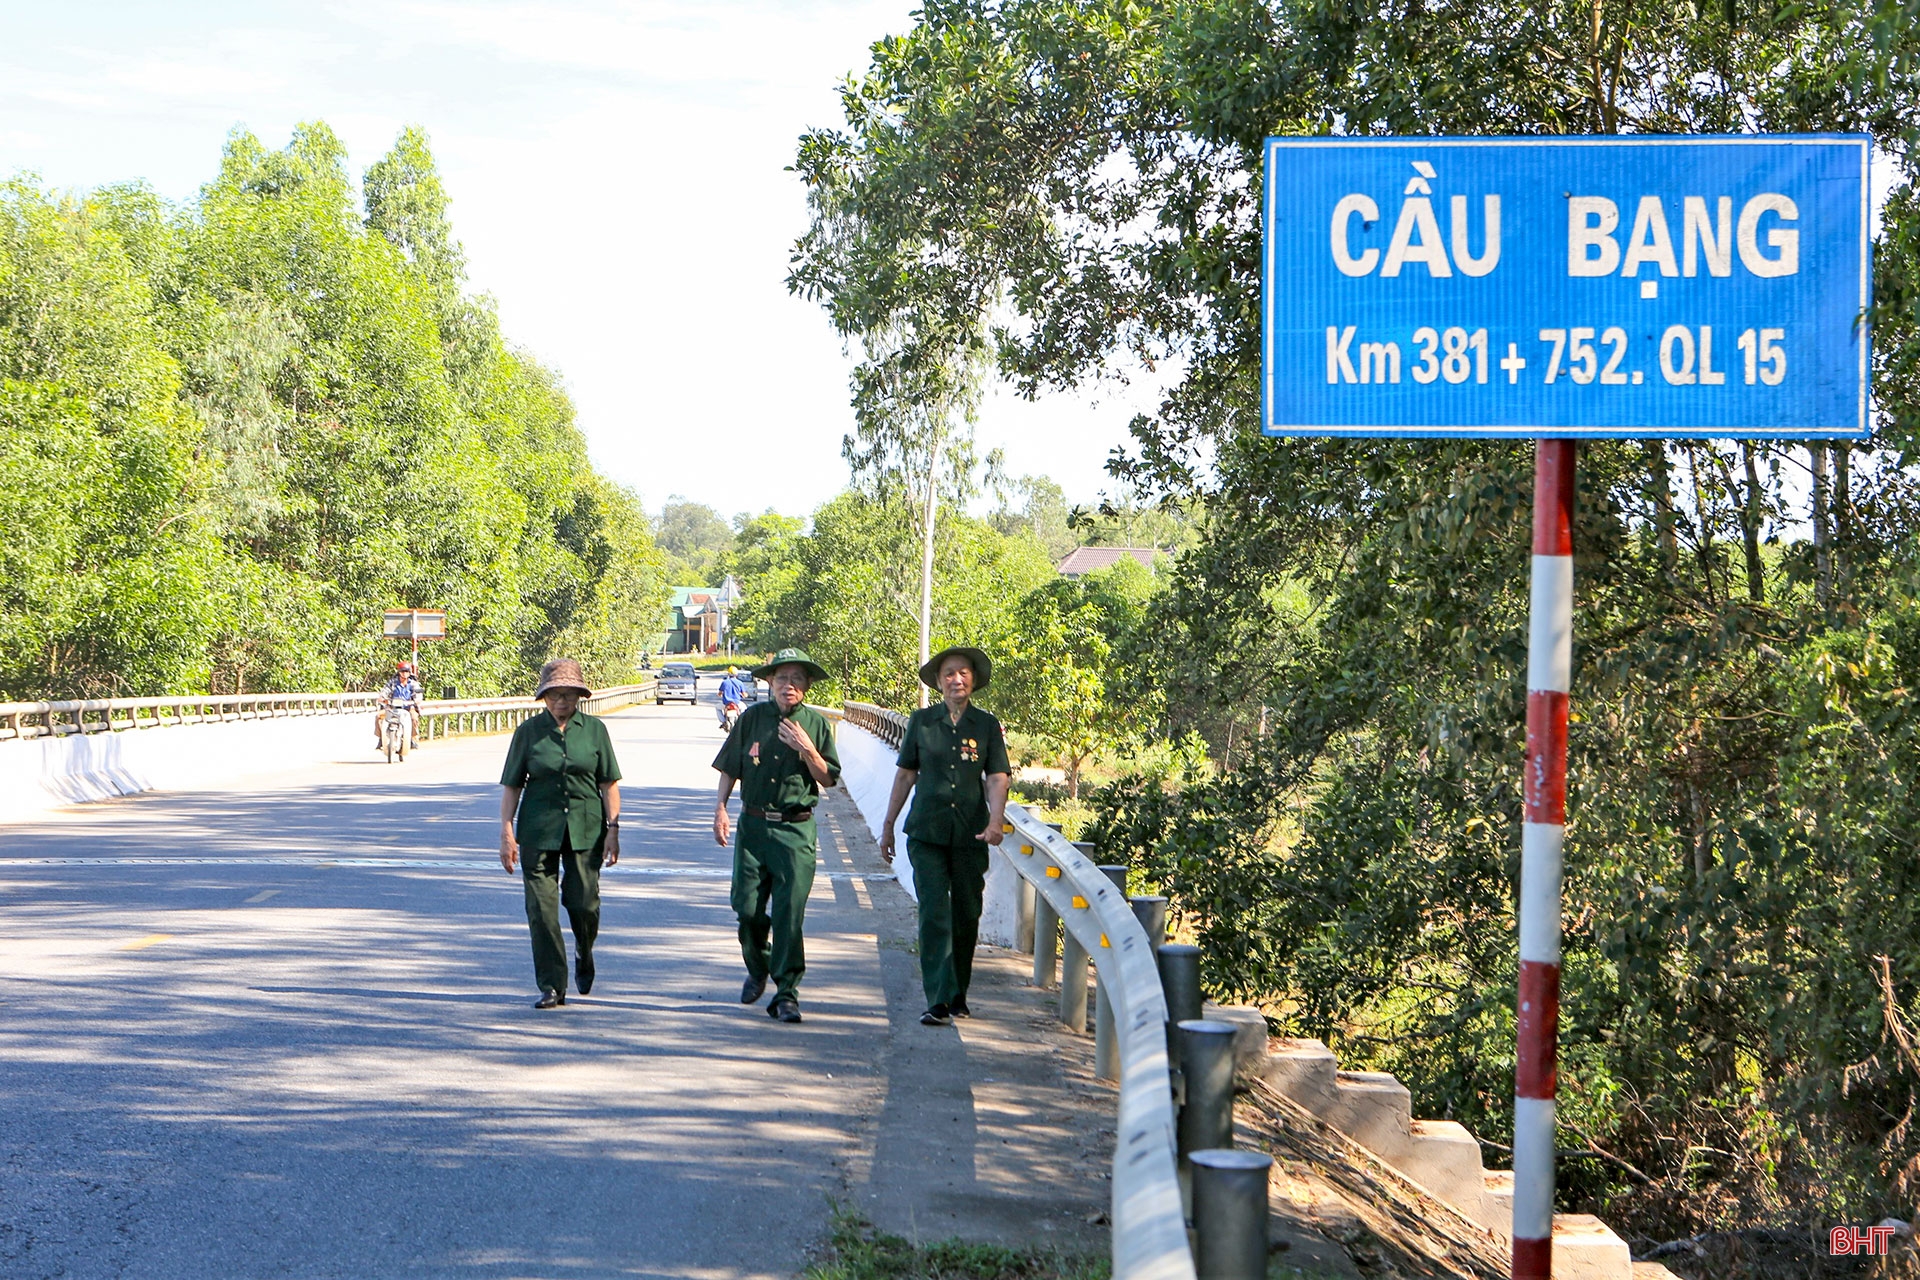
[
  {"x1": 1055, "y1": 547, "x2": 1164, "y2": 579},
  {"x1": 666, "y1": 586, "x2": 721, "y2": 654}
]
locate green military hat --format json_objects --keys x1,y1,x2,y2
[
  {"x1": 753, "y1": 647, "x2": 829, "y2": 683},
  {"x1": 919, "y1": 645, "x2": 992, "y2": 692}
]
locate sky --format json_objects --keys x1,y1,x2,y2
[{"x1": 0, "y1": 0, "x2": 1163, "y2": 521}]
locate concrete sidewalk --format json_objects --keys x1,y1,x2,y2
[{"x1": 813, "y1": 788, "x2": 1110, "y2": 1257}]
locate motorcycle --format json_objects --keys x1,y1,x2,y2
[
  {"x1": 382, "y1": 700, "x2": 416, "y2": 763},
  {"x1": 721, "y1": 700, "x2": 743, "y2": 733}
]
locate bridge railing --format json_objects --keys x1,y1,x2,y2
[
  {"x1": 0, "y1": 692, "x2": 381, "y2": 742},
  {"x1": 840, "y1": 700, "x2": 1193, "y2": 1280},
  {"x1": 417, "y1": 683, "x2": 657, "y2": 740},
  {"x1": 1, "y1": 681, "x2": 659, "y2": 744}
]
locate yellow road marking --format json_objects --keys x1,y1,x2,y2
[
  {"x1": 118, "y1": 934, "x2": 172, "y2": 951},
  {"x1": 243, "y1": 890, "x2": 280, "y2": 904}
]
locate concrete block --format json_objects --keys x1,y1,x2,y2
[
  {"x1": 1201, "y1": 1002, "x2": 1271, "y2": 1070},
  {"x1": 1551, "y1": 1214, "x2": 1633, "y2": 1280},
  {"x1": 1254, "y1": 1037, "x2": 1338, "y2": 1116},
  {"x1": 1481, "y1": 1169, "x2": 1514, "y2": 1235},
  {"x1": 1326, "y1": 1070, "x2": 1413, "y2": 1164},
  {"x1": 1400, "y1": 1119, "x2": 1489, "y2": 1226},
  {"x1": 1633, "y1": 1265, "x2": 1686, "y2": 1280}
]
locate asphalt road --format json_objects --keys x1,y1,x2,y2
[{"x1": 0, "y1": 688, "x2": 912, "y2": 1280}]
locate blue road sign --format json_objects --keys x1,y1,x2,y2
[{"x1": 1262, "y1": 135, "x2": 1871, "y2": 439}]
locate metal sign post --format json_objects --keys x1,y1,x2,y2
[
  {"x1": 382, "y1": 610, "x2": 448, "y2": 673},
  {"x1": 1262, "y1": 133, "x2": 1870, "y2": 1280}
]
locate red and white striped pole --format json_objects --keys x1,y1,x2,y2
[{"x1": 1514, "y1": 439, "x2": 1574, "y2": 1280}]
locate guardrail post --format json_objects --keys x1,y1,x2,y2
[
  {"x1": 1060, "y1": 928, "x2": 1089, "y2": 1032},
  {"x1": 1158, "y1": 943, "x2": 1203, "y2": 1075},
  {"x1": 1095, "y1": 864, "x2": 1128, "y2": 1081},
  {"x1": 1015, "y1": 875, "x2": 1036, "y2": 954},
  {"x1": 1130, "y1": 894, "x2": 1168, "y2": 952},
  {"x1": 1032, "y1": 893, "x2": 1058, "y2": 988},
  {"x1": 1190, "y1": 1149, "x2": 1272, "y2": 1280},
  {"x1": 1176, "y1": 1019, "x2": 1239, "y2": 1162}
]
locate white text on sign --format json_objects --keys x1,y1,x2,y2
[{"x1": 1326, "y1": 326, "x2": 1789, "y2": 387}]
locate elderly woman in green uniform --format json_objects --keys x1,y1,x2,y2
[
  {"x1": 879, "y1": 646, "x2": 1011, "y2": 1027},
  {"x1": 712, "y1": 647, "x2": 842, "y2": 1024},
  {"x1": 499, "y1": 659, "x2": 623, "y2": 1009}
]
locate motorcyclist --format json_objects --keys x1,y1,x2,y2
[
  {"x1": 375, "y1": 660, "x2": 424, "y2": 750},
  {"x1": 717, "y1": 666, "x2": 745, "y2": 732}
]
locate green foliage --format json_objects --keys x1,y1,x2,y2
[
  {"x1": 0, "y1": 125, "x2": 666, "y2": 700},
  {"x1": 656, "y1": 497, "x2": 738, "y2": 586},
  {"x1": 741, "y1": 490, "x2": 1053, "y2": 707},
  {"x1": 810, "y1": 0, "x2": 1920, "y2": 1237},
  {"x1": 997, "y1": 558, "x2": 1164, "y2": 795}
]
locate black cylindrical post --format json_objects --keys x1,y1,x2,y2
[
  {"x1": 1190, "y1": 1149, "x2": 1273, "y2": 1280},
  {"x1": 1130, "y1": 894, "x2": 1168, "y2": 952},
  {"x1": 1177, "y1": 1019, "x2": 1239, "y2": 1161},
  {"x1": 1158, "y1": 943, "x2": 1203, "y2": 1071}
]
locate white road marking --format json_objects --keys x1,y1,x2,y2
[{"x1": 243, "y1": 889, "x2": 281, "y2": 904}]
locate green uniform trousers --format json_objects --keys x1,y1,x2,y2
[
  {"x1": 907, "y1": 839, "x2": 991, "y2": 1008},
  {"x1": 522, "y1": 836, "x2": 600, "y2": 995},
  {"x1": 732, "y1": 815, "x2": 818, "y2": 1001}
]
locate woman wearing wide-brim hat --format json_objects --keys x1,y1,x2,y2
[
  {"x1": 879, "y1": 645, "x2": 1011, "y2": 1026},
  {"x1": 498, "y1": 659, "x2": 624, "y2": 1009}
]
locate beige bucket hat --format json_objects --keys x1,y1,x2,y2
[{"x1": 533, "y1": 658, "x2": 592, "y2": 699}]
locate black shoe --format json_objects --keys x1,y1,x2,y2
[
  {"x1": 950, "y1": 998, "x2": 971, "y2": 1018},
  {"x1": 534, "y1": 989, "x2": 564, "y2": 1009},
  {"x1": 769, "y1": 997, "x2": 802, "y2": 1023},
  {"x1": 576, "y1": 953, "x2": 594, "y2": 996},
  {"x1": 920, "y1": 1004, "x2": 952, "y2": 1026},
  {"x1": 741, "y1": 975, "x2": 767, "y2": 1004}
]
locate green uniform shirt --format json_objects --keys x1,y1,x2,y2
[
  {"x1": 898, "y1": 702, "x2": 1011, "y2": 844},
  {"x1": 500, "y1": 709, "x2": 623, "y2": 851},
  {"x1": 712, "y1": 702, "x2": 842, "y2": 811}
]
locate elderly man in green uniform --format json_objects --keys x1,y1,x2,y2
[
  {"x1": 879, "y1": 646, "x2": 1011, "y2": 1026},
  {"x1": 499, "y1": 659, "x2": 623, "y2": 1009},
  {"x1": 712, "y1": 647, "x2": 842, "y2": 1024}
]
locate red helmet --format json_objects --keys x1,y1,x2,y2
[{"x1": 396, "y1": 661, "x2": 413, "y2": 673}]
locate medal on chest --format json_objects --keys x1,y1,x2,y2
[
  {"x1": 749, "y1": 741, "x2": 761, "y2": 766},
  {"x1": 960, "y1": 736, "x2": 978, "y2": 762}
]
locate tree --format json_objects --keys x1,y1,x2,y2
[
  {"x1": 742, "y1": 490, "x2": 1052, "y2": 707},
  {"x1": 656, "y1": 497, "x2": 736, "y2": 584},
  {"x1": 0, "y1": 125, "x2": 669, "y2": 700},
  {"x1": 990, "y1": 473, "x2": 1077, "y2": 563},
  {"x1": 806, "y1": 0, "x2": 1920, "y2": 1234}
]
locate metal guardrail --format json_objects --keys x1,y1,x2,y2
[
  {"x1": 1, "y1": 682, "x2": 659, "y2": 744},
  {"x1": 0, "y1": 692, "x2": 380, "y2": 742},
  {"x1": 417, "y1": 683, "x2": 656, "y2": 739},
  {"x1": 841, "y1": 700, "x2": 1194, "y2": 1280}
]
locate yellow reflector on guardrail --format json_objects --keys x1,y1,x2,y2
[
  {"x1": 1020, "y1": 844, "x2": 1033, "y2": 854},
  {"x1": 1045, "y1": 866, "x2": 1061, "y2": 878},
  {"x1": 1072, "y1": 895, "x2": 1088, "y2": 909}
]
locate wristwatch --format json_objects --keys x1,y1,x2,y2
[{"x1": 607, "y1": 819, "x2": 621, "y2": 828}]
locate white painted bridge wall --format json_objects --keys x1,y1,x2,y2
[
  {"x1": 0, "y1": 714, "x2": 364, "y2": 825},
  {"x1": 833, "y1": 721, "x2": 1023, "y2": 946}
]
